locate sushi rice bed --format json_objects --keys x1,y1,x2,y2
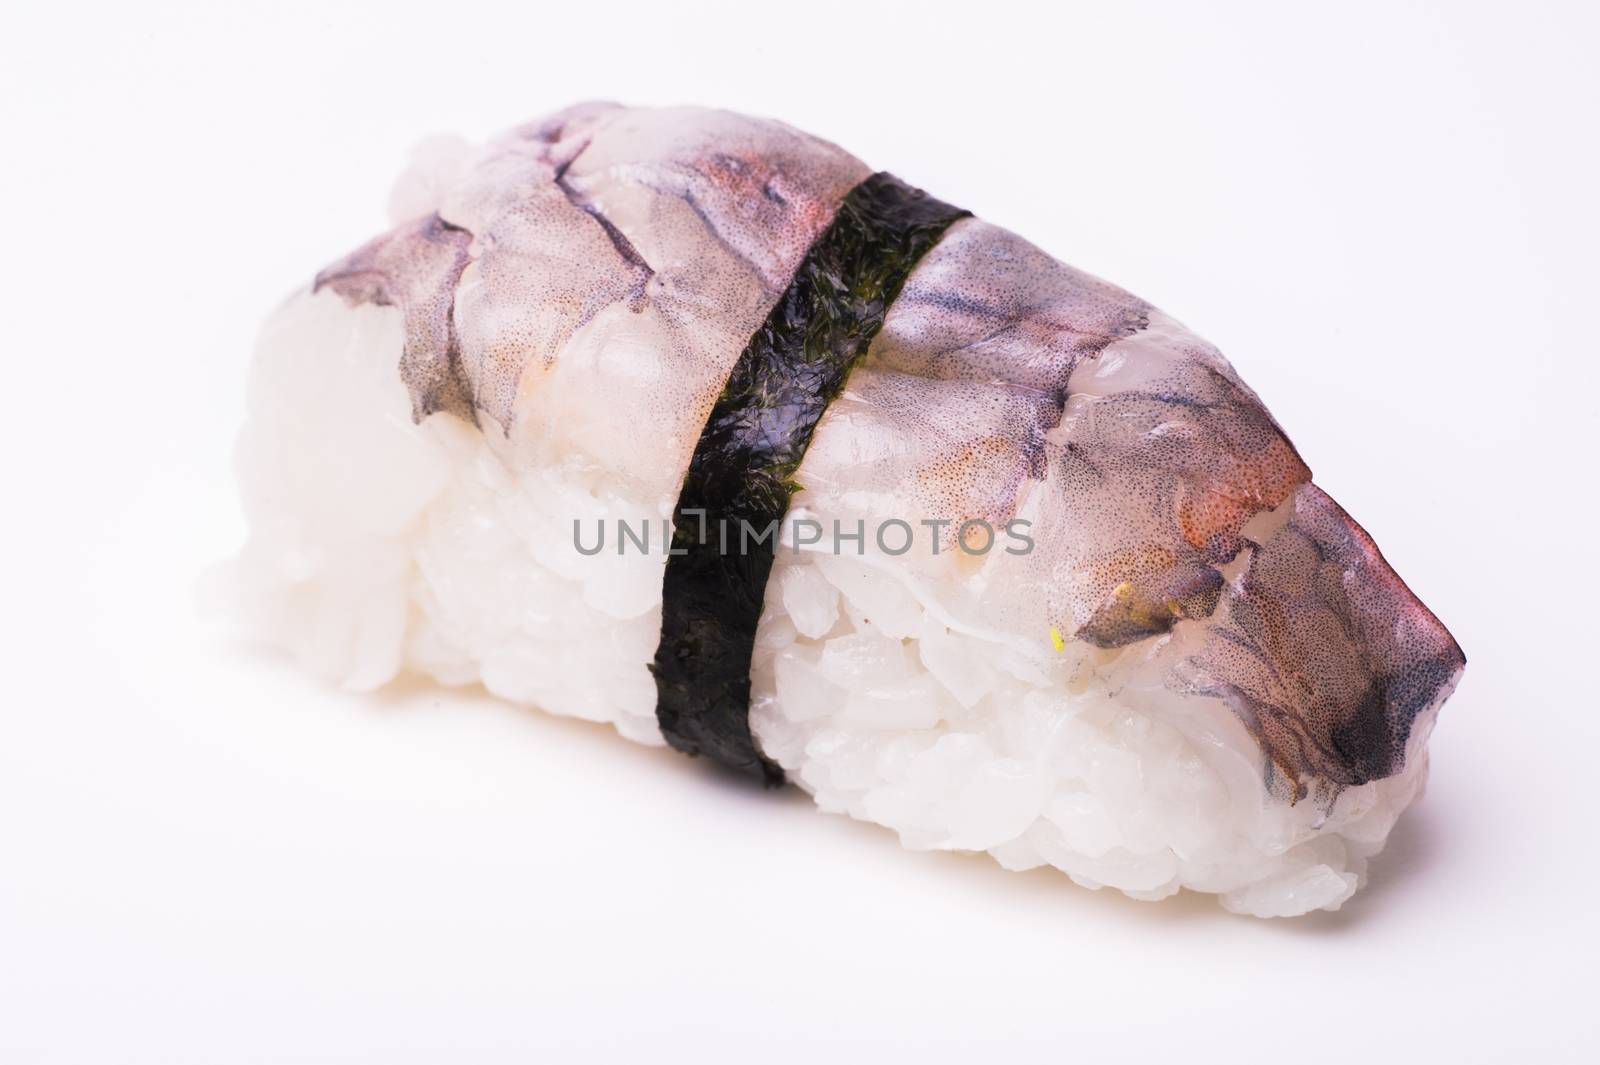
[{"x1": 225, "y1": 287, "x2": 1441, "y2": 917}]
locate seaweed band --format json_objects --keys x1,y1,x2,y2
[{"x1": 651, "y1": 173, "x2": 970, "y2": 784}]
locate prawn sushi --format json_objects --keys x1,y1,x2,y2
[{"x1": 225, "y1": 103, "x2": 1464, "y2": 917}]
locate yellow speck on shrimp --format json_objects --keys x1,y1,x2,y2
[{"x1": 1049, "y1": 626, "x2": 1065, "y2": 652}]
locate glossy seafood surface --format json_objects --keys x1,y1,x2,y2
[{"x1": 312, "y1": 102, "x2": 1463, "y2": 807}]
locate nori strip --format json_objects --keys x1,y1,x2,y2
[{"x1": 651, "y1": 172, "x2": 970, "y2": 785}]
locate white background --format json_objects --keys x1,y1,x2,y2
[{"x1": 3, "y1": 1, "x2": 1597, "y2": 1061}]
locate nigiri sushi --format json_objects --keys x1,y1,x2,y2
[{"x1": 225, "y1": 102, "x2": 1464, "y2": 917}]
